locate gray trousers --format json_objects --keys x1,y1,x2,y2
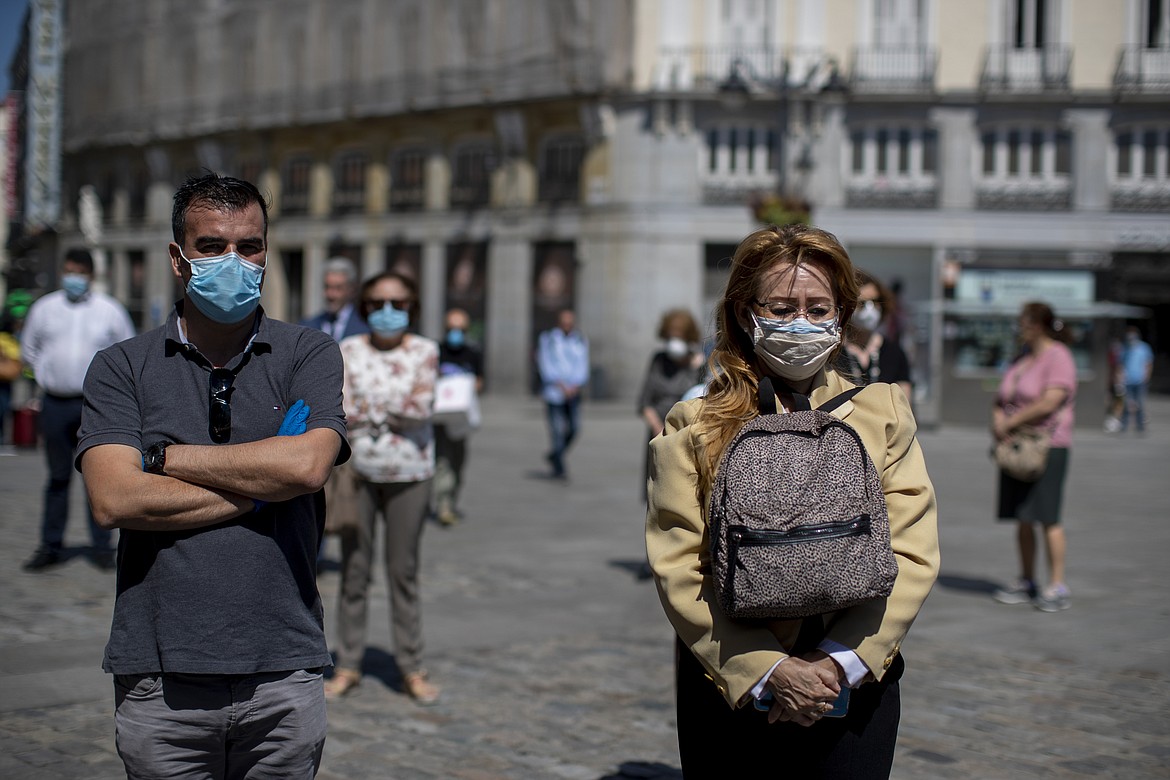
[
  {"x1": 334, "y1": 478, "x2": 432, "y2": 677},
  {"x1": 113, "y1": 669, "x2": 326, "y2": 780}
]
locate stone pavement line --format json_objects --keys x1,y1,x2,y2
[{"x1": 2, "y1": 395, "x2": 1169, "y2": 778}]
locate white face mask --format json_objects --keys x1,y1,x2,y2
[
  {"x1": 665, "y1": 337, "x2": 689, "y2": 360},
  {"x1": 749, "y1": 313, "x2": 841, "y2": 382},
  {"x1": 853, "y1": 301, "x2": 882, "y2": 332}
]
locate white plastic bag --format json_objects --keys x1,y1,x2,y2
[{"x1": 433, "y1": 373, "x2": 481, "y2": 439}]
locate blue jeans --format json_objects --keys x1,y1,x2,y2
[
  {"x1": 113, "y1": 669, "x2": 327, "y2": 779},
  {"x1": 39, "y1": 394, "x2": 110, "y2": 551},
  {"x1": 545, "y1": 397, "x2": 581, "y2": 476},
  {"x1": 1120, "y1": 382, "x2": 1147, "y2": 432}
]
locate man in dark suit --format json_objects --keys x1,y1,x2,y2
[{"x1": 300, "y1": 257, "x2": 369, "y2": 342}]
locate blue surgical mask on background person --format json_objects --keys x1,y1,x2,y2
[
  {"x1": 368, "y1": 304, "x2": 410, "y2": 337},
  {"x1": 750, "y1": 313, "x2": 841, "y2": 382},
  {"x1": 180, "y1": 249, "x2": 264, "y2": 324},
  {"x1": 61, "y1": 274, "x2": 90, "y2": 301},
  {"x1": 446, "y1": 328, "x2": 465, "y2": 347}
]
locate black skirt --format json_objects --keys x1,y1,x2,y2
[{"x1": 997, "y1": 446, "x2": 1070, "y2": 526}]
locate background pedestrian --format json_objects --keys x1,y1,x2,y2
[
  {"x1": 330, "y1": 271, "x2": 441, "y2": 705},
  {"x1": 991, "y1": 301, "x2": 1077, "y2": 612},
  {"x1": 433, "y1": 307, "x2": 484, "y2": 526},
  {"x1": 21, "y1": 248, "x2": 135, "y2": 571},
  {"x1": 536, "y1": 308, "x2": 589, "y2": 480},
  {"x1": 1119, "y1": 325, "x2": 1154, "y2": 434}
]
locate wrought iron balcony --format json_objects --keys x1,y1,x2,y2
[
  {"x1": 981, "y1": 45, "x2": 1071, "y2": 92},
  {"x1": 975, "y1": 179, "x2": 1072, "y2": 210},
  {"x1": 850, "y1": 47, "x2": 937, "y2": 93},
  {"x1": 1114, "y1": 46, "x2": 1170, "y2": 93},
  {"x1": 1111, "y1": 181, "x2": 1170, "y2": 212},
  {"x1": 845, "y1": 179, "x2": 939, "y2": 209},
  {"x1": 653, "y1": 45, "x2": 787, "y2": 92}
]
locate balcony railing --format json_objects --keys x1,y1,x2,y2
[
  {"x1": 450, "y1": 182, "x2": 492, "y2": 210},
  {"x1": 655, "y1": 46, "x2": 785, "y2": 92},
  {"x1": 332, "y1": 188, "x2": 366, "y2": 215},
  {"x1": 845, "y1": 179, "x2": 939, "y2": 209},
  {"x1": 538, "y1": 176, "x2": 581, "y2": 205},
  {"x1": 389, "y1": 186, "x2": 425, "y2": 212},
  {"x1": 1114, "y1": 46, "x2": 1170, "y2": 93},
  {"x1": 1111, "y1": 181, "x2": 1170, "y2": 212},
  {"x1": 850, "y1": 47, "x2": 937, "y2": 93},
  {"x1": 981, "y1": 45, "x2": 1071, "y2": 92},
  {"x1": 975, "y1": 179, "x2": 1072, "y2": 211}
]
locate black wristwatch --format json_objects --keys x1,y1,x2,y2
[{"x1": 144, "y1": 441, "x2": 169, "y2": 475}]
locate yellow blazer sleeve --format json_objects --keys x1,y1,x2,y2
[
  {"x1": 645, "y1": 399, "x2": 788, "y2": 708},
  {"x1": 823, "y1": 382, "x2": 940, "y2": 680}
]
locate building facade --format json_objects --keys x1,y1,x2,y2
[{"x1": 50, "y1": 0, "x2": 1170, "y2": 425}]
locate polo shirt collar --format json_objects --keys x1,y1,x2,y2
[{"x1": 163, "y1": 302, "x2": 273, "y2": 364}]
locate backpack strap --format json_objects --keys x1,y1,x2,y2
[
  {"x1": 817, "y1": 386, "x2": 864, "y2": 414},
  {"x1": 758, "y1": 377, "x2": 778, "y2": 415},
  {"x1": 758, "y1": 376, "x2": 813, "y2": 413}
]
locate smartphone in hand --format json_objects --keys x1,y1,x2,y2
[
  {"x1": 823, "y1": 686, "x2": 850, "y2": 718},
  {"x1": 752, "y1": 687, "x2": 850, "y2": 717}
]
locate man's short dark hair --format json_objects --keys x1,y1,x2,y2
[
  {"x1": 172, "y1": 172, "x2": 269, "y2": 245},
  {"x1": 64, "y1": 248, "x2": 95, "y2": 274}
]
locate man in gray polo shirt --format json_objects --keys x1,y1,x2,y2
[{"x1": 77, "y1": 173, "x2": 348, "y2": 778}]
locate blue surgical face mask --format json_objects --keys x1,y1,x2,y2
[
  {"x1": 61, "y1": 274, "x2": 91, "y2": 301},
  {"x1": 753, "y1": 315, "x2": 838, "y2": 336},
  {"x1": 180, "y1": 249, "x2": 265, "y2": 324},
  {"x1": 368, "y1": 303, "x2": 410, "y2": 337},
  {"x1": 446, "y1": 328, "x2": 465, "y2": 347},
  {"x1": 749, "y1": 314, "x2": 841, "y2": 381}
]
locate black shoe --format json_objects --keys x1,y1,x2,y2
[
  {"x1": 90, "y1": 548, "x2": 117, "y2": 571},
  {"x1": 23, "y1": 548, "x2": 64, "y2": 571}
]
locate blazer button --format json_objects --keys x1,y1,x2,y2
[{"x1": 883, "y1": 656, "x2": 893, "y2": 669}]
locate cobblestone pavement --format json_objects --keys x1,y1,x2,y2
[{"x1": 1, "y1": 394, "x2": 1168, "y2": 779}]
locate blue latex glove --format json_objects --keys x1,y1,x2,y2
[{"x1": 277, "y1": 400, "x2": 310, "y2": 437}]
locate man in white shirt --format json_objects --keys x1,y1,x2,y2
[{"x1": 21, "y1": 248, "x2": 135, "y2": 570}]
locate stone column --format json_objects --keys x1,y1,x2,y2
[
  {"x1": 929, "y1": 107, "x2": 977, "y2": 210},
  {"x1": 1064, "y1": 109, "x2": 1110, "y2": 212},
  {"x1": 420, "y1": 240, "x2": 445, "y2": 340},
  {"x1": 485, "y1": 232, "x2": 533, "y2": 395}
]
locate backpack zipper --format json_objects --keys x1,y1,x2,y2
[{"x1": 728, "y1": 515, "x2": 872, "y2": 547}]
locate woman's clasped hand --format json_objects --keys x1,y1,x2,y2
[{"x1": 764, "y1": 653, "x2": 842, "y2": 725}]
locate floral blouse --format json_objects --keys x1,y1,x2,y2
[{"x1": 340, "y1": 333, "x2": 438, "y2": 483}]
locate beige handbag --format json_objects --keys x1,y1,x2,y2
[
  {"x1": 993, "y1": 427, "x2": 1051, "y2": 482},
  {"x1": 323, "y1": 462, "x2": 362, "y2": 535},
  {"x1": 993, "y1": 363, "x2": 1054, "y2": 483}
]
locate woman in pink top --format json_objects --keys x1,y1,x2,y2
[{"x1": 991, "y1": 302, "x2": 1077, "y2": 613}]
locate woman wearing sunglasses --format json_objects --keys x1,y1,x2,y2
[{"x1": 327, "y1": 271, "x2": 440, "y2": 705}]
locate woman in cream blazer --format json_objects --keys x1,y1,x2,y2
[{"x1": 646, "y1": 225, "x2": 939, "y2": 778}]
